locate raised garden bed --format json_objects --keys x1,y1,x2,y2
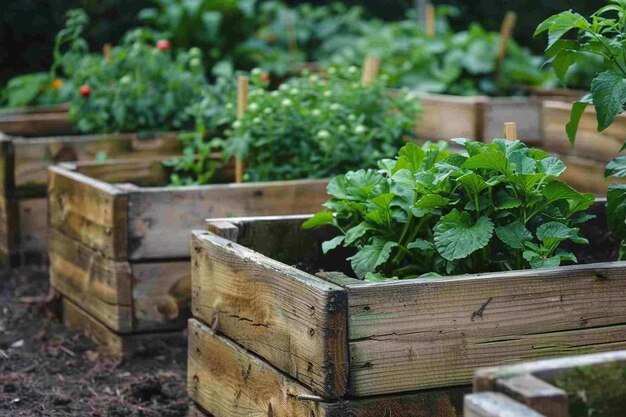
[
  {"x1": 0, "y1": 132, "x2": 180, "y2": 265},
  {"x1": 48, "y1": 158, "x2": 329, "y2": 356},
  {"x1": 188, "y1": 200, "x2": 626, "y2": 414},
  {"x1": 0, "y1": 104, "x2": 74, "y2": 136},
  {"x1": 465, "y1": 350, "x2": 626, "y2": 417},
  {"x1": 541, "y1": 100, "x2": 626, "y2": 195}
]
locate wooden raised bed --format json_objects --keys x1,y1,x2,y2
[
  {"x1": 0, "y1": 104, "x2": 74, "y2": 136},
  {"x1": 0, "y1": 132, "x2": 180, "y2": 265},
  {"x1": 188, "y1": 201, "x2": 626, "y2": 415},
  {"x1": 48, "y1": 159, "x2": 329, "y2": 356},
  {"x1": 541, "y1": 100, "x2": 626, "y2": 196},
  {"x1": 465, "y1": 350, "x2": 626, "y2": 416}
]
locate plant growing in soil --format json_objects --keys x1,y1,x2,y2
[
  {"x1": 0, "y1": 73, "x2": 73, "y2": 109},
  {"x1": 219, "y1": 66, "x2": 419, "y2": 183},
  {"x1": 329, "y1": 6, "x2": 554, "y2": 96},
  {"x1": 536, "y1": 1, "x2": 626, "y2": 259},
  {"x1": 304, "y1": 139, "x2": 595, "y2": 281},
  {"x1": 52, "y1": 9, "x2": 208, "y2": 134}
]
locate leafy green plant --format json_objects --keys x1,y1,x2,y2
[
  {"x1": 52, "y1": 9, "x2": 208, "y2": 133},
  {"x1": 329, "y1": 7, "x2": 554, "y2": 96},
  {"x1": 1, "y1": 72, "x2": 73, "y2": 108},
  {"x1": 304, "y1": 139, "x2": 594, "y2": 281},
  {"x1": 536, "y1": 1, "x2": 626, "y2": 259},
  {"x1": 222, "y1": 66, "x2": 419, "y2": 183}
]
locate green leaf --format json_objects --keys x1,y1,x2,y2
[
  {"x1": 348, "y1": 238, "x2": 398, "y2": 279},
  {"x1": 365, "y1": 193, "x2": 395, "y2": 226},
  {"x1": 605, "y1": 155, "x2": 626, "y2": 178},
  {"x1": 536, "y1": 222, "x2": 573, "y2": 241},
  {"x1": 552, "y1": 49, "x2": 578, "y2": 81},
  {"x1": 542, "y1": 181, "x2": 586, "y2": 205},
  {"x1": 591, "y1": 70, "x2": 626, "y2": 131},
  {"x1": 433, "y1": 211, "x2": 494, "y2": 261},
  {"x1": 407, "y1": 238, "x2": 435, "y2": 251},
  {"x1": 345, "y1": 222, "x2": 374, "y2": 245},
  {"x1": 540, "y1": 157, "x2": 566, "y2": 177},
  {"x1": 523, "y1": 251, "x2": 562, "y2": 269},
  {"x1": 457, "y1": 172, "x2": 487, "y2": 196},
  {"x1": 462, "y1": 151, "x2": 509, "y2": 174},
  {"x1": 545, "y1": 12, "x2": 589, "y2": 50},
  {"x1": 302, "y1": 211, "x2": 333, "y2": 229},
  {"x1": 396, "y1": 142, "x2": 425, "y2": 174},
  {"x1": 322, "y1": 236, "x2": 344, "y2": 254},
  {"x1": 607, "y1": 184, "x2": 626, "y2": 242},
  {"x1": 496, "y1": 221, "x2": 533, "y2": 249},
  {"x1": 412, "y1": 194, "x2": 450, "y2": 217},
  {"x1": 566, "y1": 95, "x2": 592, "y2": 145}
]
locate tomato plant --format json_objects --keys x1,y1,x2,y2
[
  {"x1": 304, "y1": 139, "x2": 594, "y2": 281},
  {"x1": 536, "y1": 1, "x2": 626, "y2": 259},
  {"x1": 1, "y1": 72, "x2": 73, "y2": 108}
]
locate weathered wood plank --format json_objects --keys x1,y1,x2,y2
[
  {"x1": 73, "y1": 158, "x2": 170, "y2": 187},
  {"x1": 415, "y1": 93, "x2": 484, "y2": 141},
  {"x1": 0, "y1": 110, "x2": 73, "y2": 137},
  {"x1": 132, "y1": 260, "x2": 191, "y2": 332},
  {"x1": 542, "y1": 100, "x2": 626, "y2": 162},
  {"x1": 495, "y1": 374, "x2": 567, "y2": 417},
  {"x1": 50, "y1": 228, "x2": 133, "y2": 333},
  {"x1": 191, "y1": 230, "x2": 348, "y2": 398},
  {"x1": 12, "y1": 133, "x2": 180, "y2": 196},
  {"x1": 464, "y1": 393, "x2": 545, "y2": 417},
  {"x1": 128, "y1": 179, "x2": 329, "y2": 260},
  {"x1": 474, "y1": 350, "x2": 626, "y2": 392},
  {"x1": 17, "y1": 197, "x2": 48, "y2": 263},
  {"x1": 62, "y1": 297, "x2": 184, "y2": 358},
  {"x1": 346, "y1": 261, "x2": 626, "y2": 395},
  {"x1": 559, "y1": 156, "x2": 617, "y2": 196},
  {"x1": 48, "y1": 165, "x2": 128, "y2": 259},
  {"x1": 0, "y1": 196, "x2": 17, "y2": 260},
  {"x1": 188, "y1": 319, "x2": 467, "y2": 417},
  {"x1": 483, "y1": 98, "x2": 541, "y2": 145}
]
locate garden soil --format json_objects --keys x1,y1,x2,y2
[{"x1": 0, "y1": 267, "x2": 188, "y2": 417}]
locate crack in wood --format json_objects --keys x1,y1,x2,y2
[{"x1": 471, "y1": 297, "x2": 493, "y2": 321}]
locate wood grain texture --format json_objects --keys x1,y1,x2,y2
[
  {"x1": 191, "y1": 230, "x2": 348, "y2": 398},
  {"x1": 48, "y1": 165, "x2": 128, "y2": 259},
  {"x1": 50, "y1": 228, "x2": 133, "y2": 332},
  {"x1": 188, "y1": 319, "x2": 467, "y2": 417},
  {"x1": 132, "y1": 260, "x2": 191, "y2": 332},
  {"x1": 128, "y1": 179, "x2": 328, "y2": 260},
  {"x1": 16, "y1": 197, "x2": 48, "y2": 263},
  {"x1": 482, "y1": 98, "x2": 541, "y2": 145},
  {"x1": 559, "y1": 156, "x2": 619, "y2": 196},
  {"x1": 0, "y1": 109, "x2": 73, "y2": 137},
  {"x1": 346, "y1": 261, "x2": 626, "y2": 395},
  {"x1": 464, "y1": 393, "x2": 545, "y2": 417},
  {"x1": 0, "y1": 196, "x2": 17, "y2": 260},
  {"x1": 495, "y1": 374, "x2": 566, "y2": 417},
  {"x1": 415, "y1": 93, "x2": 484, "y2": 141},
  {"x1": 62, "y1": 297, "x2": 185, "y2": 358},
  {"x1": 542, "y1": 100, "x2": 626, "y2": 162}
]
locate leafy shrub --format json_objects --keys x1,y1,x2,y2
[
  {"x1": 329, "y1": 7, "x2": 554, "y2": 96},
  {"x1": 52, "y1": 9, "x2": 208, "y2": 134},
  {"x1": 304, "y1": 139, "x2": 594, "y2": 281},
  {"x1": 0, "y1": 72, "x2": 73, "y2": 108},
  {"x1": 222, "y1": 66, "x2": 420, "y2": 182}
]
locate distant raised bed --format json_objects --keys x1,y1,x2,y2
[
  {"x1": 0, "y1": 132, "x2": 180, "y2": 265},
  {"x1": 187, "y1": 201, "x2": 626, "y2": 415},
  {"x1": 48, "y1": 158, "x2": 329, "y2": 356},
  {"x1": 465, "y1": 350, "x2": 626, "y2": 416},
  {"x1": 0, "y1": 104, "x2": 74, "y2": 136}
]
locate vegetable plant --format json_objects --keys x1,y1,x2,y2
[
  {"x1": 53, "y1": 9, "x2": 208, "y2": 134},
  {"x1": 329, "y1": 7, "x2": 554, "y2": 96},
  {"x1": 304, "y1": 139, "x2": 594, "y2": 281},
  {"x1": 536, "y1": 1, "x2": 626, "y2": 259},
  {"x1": 222, "y1": 66, "x2": 419, "y2": 183},
  {"x1": 1, "y1": 72, "x2": 72, "y2": 109}
]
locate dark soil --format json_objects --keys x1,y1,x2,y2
[{"x1": 0, "y1": 267, "x2": 189, "y2": 417}]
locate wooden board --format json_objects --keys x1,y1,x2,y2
[
  {"x1": 0, "y1": 108, "x2": 73, "y2": 137},
  {"x1": 415, "y1": 94, "x2": 484, "y2": 141},
  {"x1": 559, "y1": 156, "x2": 609, "y2": 196},
  {"x1": 191, "y1": 230, "x2": 348, "y2": 398},
  {"x1": 463, "y1": 393, "x2": 545, "y2": 417},
  {"x1": 0, "y1": 196, "x2": 17, "y2": 262},
  {"x1": 61, "y1": 297, "x2": 184, "y2": 358},
  {"x1": 48, "y1": 166, "x2": 128, "y2": 259},
  {"x1": 16, "y1": 197, "x2": 48, "y2": 263},
  {"x1": 129, "y1": 179, "x2": 329, "y2": 260},
  {"x1": 194, "y1": 212, "x2": 626, "y2": 398},
  {"x1": 483, "y1": 98, "x2": 541, "y2": 145},
  {"x1": 542, "y1": 100, "x2": 626, "y2": 162},
  {"x1": 188, "y1": 319, "x2": 467, "y2": 417}
]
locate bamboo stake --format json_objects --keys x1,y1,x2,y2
[
  {"x1": 235, "y1": 76, "x2": 249, "y2": 183},
  {"x1": 504, "y1": 122, "x2": 517, "y2": 141},
  {"x1": 361, "y1": 56, "x2": 381, "y2": 85},
  {"x1": 425, "y1": 3, "x2": 435, "y2": 38},
  {"x1": 496, "y1": 11, "x2": 517, "y2": 76}
]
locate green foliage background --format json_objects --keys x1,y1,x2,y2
[{"x1": 0, "y1": 0, "x2": 603, "y2": 83}]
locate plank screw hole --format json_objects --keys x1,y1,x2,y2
[{"x1": 308, "y1": 328, "x2": 315, "y2": 337}]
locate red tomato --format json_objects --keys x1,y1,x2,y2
[
  {"x1": 156, "y1": 39, "x2": 171, "y2": 51},
  {"x1": 79, "y1": 85, "x2": 91, "y2": 98}
]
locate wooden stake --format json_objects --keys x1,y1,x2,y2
[
  {"x1": 235, "y1": 76, "x2": 249, "y2": 184},
  {"x1": 425, "y1": 3, "x2": 435, "y2": 38},
  {"x1": 102, "y1": 43, "x2": 112, "y2": 63},
  {"x1": 504, "y1": 122, "x2": 517, "y2": 141},
  {"x1": 496, "y1": 11, "x2": 517, "y2": 76},
  {"x1": 361, "y1": 56, "x2": 381, "y2": 85}
]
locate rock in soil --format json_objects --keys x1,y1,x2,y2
[{"x1": 0, "y1": 267, "x2": 188, "y2": 417}]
